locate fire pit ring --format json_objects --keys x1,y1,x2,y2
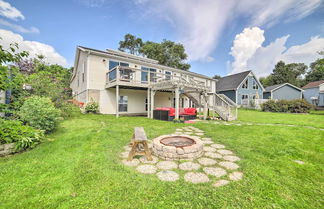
[{"x1": 152, "y1": 135, "x2": 203, "y2": 160}]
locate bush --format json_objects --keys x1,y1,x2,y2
[
  {"x1": 261, "y1": 99, "x2": 313, "y2": 113},
  {"x1": 85, "y1": 101, "x2": 99, "y2": 113},
  {"x1": 18, "y1": 96, "x2": 61, "y2": 133},
  {"x1": 0, "y1": 118, "x2": 44, "y2": 151},
  {"x1": 57, "y1": 102, "x2": 80, "y2": 118}
]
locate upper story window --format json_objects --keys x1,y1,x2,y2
[
  {"x1": 242, "y1": 79, "x2": 248, "y2": 89},
  {"x1": 252, "y1": 80, "x2": 259, "y2": 89},
  {"x1": 108, "y1": 60, "x2": 129, "y2": 70},
  {"x1": 165, "y1": 71, "x2": 171, "y2": 80},
  {"x1": 109, "y1": 61, "x2": 119, "y2": 70},
  {"x1": 141, "y1": 67, "x2": 149, "y2": 82},
  {"x1": 150, "y1": 68, "x2": 157, "y2": 82}
]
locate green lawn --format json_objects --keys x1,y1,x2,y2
[
  {"x1": 237, "y1": 109, "x2": 324, "y2": 129},
  {"x1": 0, "y1": 110, "x2": 323, "y2": 208}
]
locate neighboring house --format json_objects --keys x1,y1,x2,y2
[
  {"x1": 216, "y1": 70, "x2": 264, "y2": 105},
  {"x1": 263, "y1": 83, "x2": 303, "y2": 100},
  {"x1": 70, "y1": 46, "x2": 218, "y2": 117},
  {"x1": 302, "y1": 80, "x2": 324, "y2": 106}
]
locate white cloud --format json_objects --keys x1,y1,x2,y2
[
  {"x1": 134, "y1": 0, "x2": 322, "y2": 61},
  {"x1": 0, "y1": 0, "x2": 24, "y2": 20},
  {"x1": 237, "y1": 0, "x2": 322, "y2": 27},
  {"x1": 0, "y1": 29, "x2": 67, "y2": 66},
  {"x1": 229, "y1": 27, "x2": 324, "y2": 77},
  {"x1": 246, "y1": 35, "x2": 290, "y2": 77},
  {"x1": 0, "y1": 19, "x2": 39, "y2": 33},
  {"x1": 230, "y1": 27, "x2": 265, "y2": 74}
]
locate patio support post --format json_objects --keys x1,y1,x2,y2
[
  {"x1": 147, "y1": 88, "x2": 150, "y2": 118},
  {"x1": 175, "y1": 87, "x2": 179, "y2": 120},
  {"x1": 203, "y1": 93, "x2": 208, "y2": 120},
  {"x1": 198, "y1": 93, "x2": 202, "y2": 118},
  {"x1": 150, "y1": 90, "x2": 155, "y2": 119},
  {"x1": 212, "y1": 94, "x2": 215, "y2": 119},
  {"x1": 116, "y1": 85, "x2": 119, "y2": 118}
]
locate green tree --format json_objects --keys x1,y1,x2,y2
[
  {"x1": 139, "y1": 40, "x2": 190, "y2": 70},
  {"x1": 118, "y1": 34, "x2": 143, "y2": 55},
  {"x1": 0, "y1": 40, "x2": 28, "y2": 66},
  {"x1": 259, "y1": 76, "x2": 272, "y2": 88},
  {"x1": 212, "y1": 75, "x2": 221, "y2": 79},
  {"x1": 305, "y1": 51, "x2": 324, "y2": 82},
  {"x1": 268, "y1": 61, "x2": 307, "y2": 87},
  {"x1": 118, "y1": 34, "x2": 191, "y2": 71}
]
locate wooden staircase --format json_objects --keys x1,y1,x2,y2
[{"x1": 183, "y1": 92, "x2": 237, "y2": 121}]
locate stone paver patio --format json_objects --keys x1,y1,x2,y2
[{"x1": 119, "y1": 126, "x2": 243, "y2": 188}]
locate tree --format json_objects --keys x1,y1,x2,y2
[
  {"x1": 212, "y1": 75, "x2": 221, "y2": 79},
  {"x1": 139, "y1": 40, "x2": 190, "y2": 70},
  {"x1": 267, "y1": 61, "x2": 307, "y2": 87},
  {"x1": 305, "y1": 58, "x2": 324, "y2": 82},
  {"x1": 305, "y1": 51, "x2": 324, "y2": 82},
  {"x1": 118, "y1": 34, "x2": 143, "y2": 55},
  {"x1": 0, "y1": 40, "x2": 28, "y2": 66},
  {"x1": 118, "y1": 34, "x2": 191, "y2": 71},
  {"x1": 259, "y1": 76, "x2": 272, "y2": 88}
]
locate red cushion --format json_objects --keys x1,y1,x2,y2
[{"x1": 183, "y1": 108, "x2": 196, "y2": 115}]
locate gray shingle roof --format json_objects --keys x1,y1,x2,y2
[
  {"x1": 216, "y1": 71, "x2": 251, "y2": 91},
  {"x1": 264, "y1": 84, "x2": 283, "y2": 92},
  {"x1": 264, "y1": 83, "x2": 303, "y2": 92}
]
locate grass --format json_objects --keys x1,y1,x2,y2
[
  {"x1": 0, "y1": 110, "x2": 323, "y2": 208},
  {"x1": 237, "y1": 109, "x2": 324, "y2": 128}
]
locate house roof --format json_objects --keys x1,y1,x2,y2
[
  {"x1": 302, "y1": 80, "x2": 324, "y2": 89},
  {"x1": 75, "y1": 46, "x2": 214, "y2": 80},
  {"x1": 216, "y1": 71, "x2": 252, "y2": 91},
  {"x1": 264, "y1": 83, "x2": 303, "y2": 93}
]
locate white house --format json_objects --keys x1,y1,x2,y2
[{"x1": 70, "y1": 46, "x2": 237, "y2": 120}]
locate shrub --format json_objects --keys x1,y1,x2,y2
[
  {"x1": 0, "y1": 118, "x2": 44, "y2": 151},
  {"x1": 18, "y1": 96, "x2": 61, "y2": 133},
  {"x1": 57, "y1": 102, "x2": 80, "y2": 118},
  {"x1": 261, "y1": 99, "x2": 313, "y2": 113},
  {"x1": 261, "y1": 100, "x2": 279, "y2": 112},
  {"x1": 85, "y1": 101, "x2": 99, "y2": 113},
  {"x1": 289, "y1": 99, "x2": 314, "y2": 113}
]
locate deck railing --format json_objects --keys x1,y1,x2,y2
[{"x1": 106, "y1": 66, "x2": 210, "y2": 89}]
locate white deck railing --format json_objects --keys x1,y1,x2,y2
[{"x1": 106, "y1": 66, "x2": 210, "y2": 89}]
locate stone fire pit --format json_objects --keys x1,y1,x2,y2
[{"x1": 152, "y1": 135, "x2": 203, "y2": 160}]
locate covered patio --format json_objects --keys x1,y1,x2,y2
[{"x1": 147, "y1": 78, "x2": 210, "y2": 120}]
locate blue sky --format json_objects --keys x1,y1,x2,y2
[{"x1": 0, "y1": 0, "x2": 323, "y2": 78}]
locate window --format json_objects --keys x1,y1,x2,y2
[
  {"x1": 141, "y1": 67, "x2": 149, "y2": 82},
  {"x1": 241, "y1": 94, "x2": 248, "y2": 100},
  {"x1": 109, "y1": 70, "x2": 116, "y2": 81},
  {"x1": 118, "y1": 96, "x2": 128, "y2": 112},
  {"x1": 109, "y1": 61, "x2": 119, "y2": 70},
  {"x1": 165, "y1": 71, "x2": 171, "y2": 80},
  {"x1": 242, "y1": 79, "x2": 248, "y2": 89},
  {"x1": 252, "y1": 95, "x2": 256, "y2": 99},
  {"x1": 82, "y1": 61, "x2": 86, "y2": 83},
  {"x1": 120, "y1": 62, "x2": 129, "y2": 67},
  {"x1": 150, "y1": 68, "x2": 157, "y2": 82},
  {"x1": 181, "y1": 98, "x2": 184, "y2": 108},
  {"x1": 252, "y1": 80, "x2": 258, "y2": 89}
]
